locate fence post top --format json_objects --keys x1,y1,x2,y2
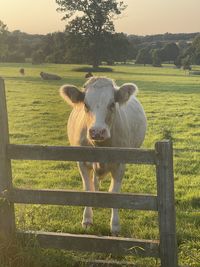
[
  {"x1": 155, "y1": 140, "x2": 172, "y2": 145},
  {"x1": 155, "y1": 140, "x2": 173, "y2": 164},
  {"x1": 155, "y1": 140, "x2": 173, "y2": 150}
]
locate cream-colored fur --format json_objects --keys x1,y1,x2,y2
[{"x1": 60, "y1": 77, "x2": 147, "y2": 235}]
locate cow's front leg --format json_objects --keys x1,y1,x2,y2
[
  {"x1": 78, "y1": 162, "x2": 94, "y2": 228},
  {"x1": 93, "y1": 173, "x2": 100, "y2": 191},
  {"x1": 109, "y1": 164, "x2": 125, "y2": 236}
]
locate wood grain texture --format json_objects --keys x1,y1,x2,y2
[
  {"x1": 17, "y1": 231, "x2": 159, "y2": 257},
  {"x1": 5, "y1": 188, "x2": 158, "y2": 211},
  {"x1": 7, "y1": 144, "x2": 156, "y2": 165},
  {"x1": 155, "y1": 141, "x2": 178, "y2": 267},
  {"x1": 0, "y1": 78, "x2": 15, "y2": 237}
]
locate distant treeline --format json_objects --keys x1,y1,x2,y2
[{"x1": 0, "y1": 24, "x2": 200, "y2": 68}]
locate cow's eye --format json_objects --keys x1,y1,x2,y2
[
  {"x1": 108, "y1": 102, "x2": 115, "y2": 111},
  {"x1": 84, "y1": 102, "x2": 90, "y2": 112}
]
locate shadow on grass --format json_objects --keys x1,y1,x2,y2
[
  {"x1": 72, "y1": 66, "x2": 113, "y2": 73},
  {"x1": 191, "y1": 197, "x2": 200, "y2": 209},
  {"x1": 4, "y1": 75, "x2": 90, "y2": 87},
  {"x1": 0, "y1": 233, "x2": 76, "y2": 267}
]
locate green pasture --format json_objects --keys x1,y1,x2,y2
[{"x1": 0, "y1": 63, "x2": 199, "y2": 266}]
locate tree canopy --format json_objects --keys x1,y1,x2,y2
[
  {"x1": 192, "y1": 34, "x2": 200, "y2": 64},
  {"x1": 55, "y1": 0, "x2": 126, "y2": 67},
  {"x1": 161, "y1": 42, "x2": 180, "y2": 63},
  {"x1": 0, "y1": 20, "x2": 8, "y2": 60},
  {"x1": 135, "y1": 47, "x2": 152, "y2": 65},
  {"x1": 1, "y1": 19, "x2": 200, "y2": 69},
  {"x1": 0, "y1": 20, "x2": 8, "y2": 34}
]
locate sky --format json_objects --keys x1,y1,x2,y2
[{"x1": 0, "y1": 0, "x2": 200, "y2": 35}]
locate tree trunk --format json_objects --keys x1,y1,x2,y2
[
  {"x1": 92, "y1": 57, "x2": 100, "y2": 69},
  {"x1": 92, "y1": 36, "x2": 101, "y2": 69}
]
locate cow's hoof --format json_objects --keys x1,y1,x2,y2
[
  {"x1": 82, "y1": 221, "x2": 93, "y2": 229},
  {"x1": 111, "y1": 224, "x2": 120, "y2": 236},
  {"x1": 111, "y1": 232, "x2": 119, "y2": 237}
]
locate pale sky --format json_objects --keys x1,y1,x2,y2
[{"x1": 0, "y1": 0, "x2": 200, "y2": 35}]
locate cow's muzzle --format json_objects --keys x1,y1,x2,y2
[{"x1": 89, "y1": 127, "x2": 109, "y2": 141}]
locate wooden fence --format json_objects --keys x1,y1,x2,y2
[{"x1": 0, "y1": 78, "x2": 178, "y2": 267}]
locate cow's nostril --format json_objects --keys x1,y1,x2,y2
[
  {"x1": 89, "y1": 128, "x2": 107, "y2": 140},
  {"x1": 89, "y1": 128, "x2": 96, "y2": 138},
  {"x1": 96, "y1": 133, "x2": 101, "y2": 139},
  {"x1": 101, "y1": 129, "x2": 106, "y2": 136}
]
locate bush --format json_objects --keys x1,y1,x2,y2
[{"x1": 6, "y1": 52, "x2": 25, "y2": 63}]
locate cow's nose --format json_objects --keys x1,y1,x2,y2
[{"x1": 89, "y1": 128, "x2": 107, "y2": 140}]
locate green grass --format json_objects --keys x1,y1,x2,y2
[{"x1": 0, "y1": 63, "x2": 200, "y2": 266}]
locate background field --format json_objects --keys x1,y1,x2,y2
[{"x1": 0, "y1": 63, "x2": 200, "y2": 266}]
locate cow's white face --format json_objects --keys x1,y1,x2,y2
[
  {"x1": 60, "y1": 77, "x2": 138, "y2": 143},
  {"x1": 83, "y1": 78, "x2": 116, "y2": 142}
]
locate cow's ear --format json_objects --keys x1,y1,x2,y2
[
  {"x1": 115, "y1": 83, "x2": 138, "y2": 104},
  {"x1": 60, "y1": 85, "x2": 85, "y2": 106}
]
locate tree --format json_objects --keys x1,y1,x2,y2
[
  {"x1": 192, "y1": 34, "x2": 200, "y2": 65},
  {"x1": 32, "y1": 49, "x2": 45, "y2": 64},
  {"x1": 135, "y1": 47, "x2": 152, "y2": 65},
  {"x1": 0, "y1": 20, "x2": 8, "y2": 61},
  {"x1": 161, "y1": 42, "x2": 180, "y2": 64},
  {"x1": 174, "y1": 55, "x2": 183, "y2": 68},
  {"x1": 182, "y1": 55, "x2": 191, "y2": 69},
  {"x1": 101, "y1": 32, "x2": 131, "y2": 64},
  {"x1": 55, "y1": 0, "x2": 127, "y2": 68},
  {"x1": 42, "y1": 32, "x2": 68, "y2": 63},
  {"x1": 0, "y1": 20, "x2": 8, "y2": 34},
  {"x1": 152, "y1": 49, "x2": 162, "y2": 67},
  {"x1": 64, "y1": 33, "x2": 94, "y2": 64}
]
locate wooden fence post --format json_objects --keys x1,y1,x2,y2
[
  {"x1": 0, "y1": 78, "x2": 15, "y2": 239},
  {"x1": 155, "y1": 141, "x2": 178, "y2": 267}
]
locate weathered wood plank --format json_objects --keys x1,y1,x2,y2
[
  {"x1": 17, "y1": 231, "x2": 159, "y2": 257},
  {"x1": 7, "y1": 144, "x2": 156, "y2": 165},
  {"x1": 0, "y1": 78, "x2": 15, "y2": 238},
  {"x1": 155, "y1": 141, "x2": 178, "y2": 267},
  {"x1": 4, "y1": 189, "x2": 158, "y2": 211}
]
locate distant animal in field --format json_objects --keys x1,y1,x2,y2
[
  {"x1": 40, "y1": 72, "x2": 62, "y2": 80},
  {"x1": 19, "y1": 68, "x2": 25, "y2": 75},
  {"x1": 60, "y1": 76, "x2": 147, "y2": 235},
  {"x1": 85, "y1": 72, "x2": 93, "y2": 79}
]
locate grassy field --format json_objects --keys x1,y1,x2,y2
[{"x1": 0, "y1": 63, "x2": 200, "y2": 266}]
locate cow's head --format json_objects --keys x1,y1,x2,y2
[{"x1": 60, "y1": 77, "x2": 138, "y2": 143}]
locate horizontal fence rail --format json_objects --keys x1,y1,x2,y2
[
  {"x1": 17, "y1": 231, "x2": 159, "y2": 257},
  {"x1": 7, "y1": 144, "x2": 157, "y2": 165},
  {"x1": 3, "y1": 189, "x2": 158, "y2": 211}
]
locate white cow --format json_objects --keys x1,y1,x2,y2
[{"x1": 60, "y1": 77, "x2": 147, "y2": 235}]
